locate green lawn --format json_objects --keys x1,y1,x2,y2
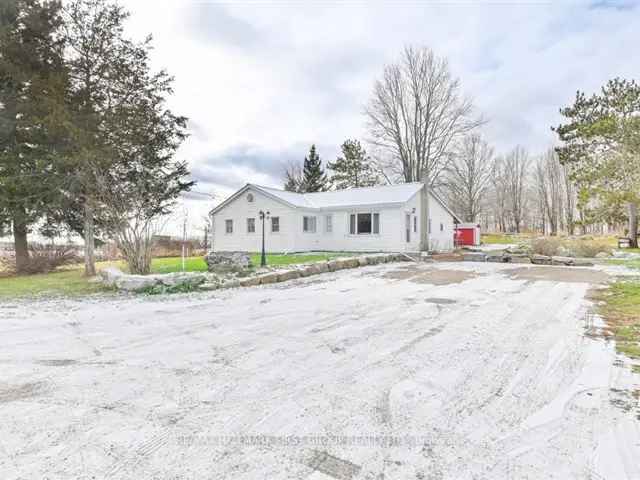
[
  {"x1": 595, "y1": 280, "x2": 640, "y2": 361},
  {"x1": 481, "y1": 233, "x2": 532, "y2": 244},
  {"x1": 0, "y1": 269, "x2": 111, "y2": 299},
  {"x1": 0, "y1": 252, "x2": 349, "y2": 299}
]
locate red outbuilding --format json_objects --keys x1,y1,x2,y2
[{"x1": 455, "y1": 223, "x2": 481, "y2": 247}]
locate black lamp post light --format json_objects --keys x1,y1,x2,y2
[{"x1": 259, "y1": 210, "x2": 270, "y2": 267}]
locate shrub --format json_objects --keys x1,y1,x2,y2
[
  {"x1": 530, "y1": 237, "x2": 613, "y2": 258},
  {"x1": 572, "y1": 240, "x2": 612, "y2": 258},
  {"x1": 531, "y1": 237, "x2": 564, "y2": 257},
  {"x1": 0, "y1": 244, "x2": 81, "y2": 275}
]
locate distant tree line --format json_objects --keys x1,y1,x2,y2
[
  {"x1": 286, "y1": 46, "x2": 639, "y2": 245},
  {"x1": 0, "y1": 0, "x2": 193, "y2": 275}
]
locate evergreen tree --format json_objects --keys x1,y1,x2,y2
[
  {"x1": 327, "y1": 139, "x2": 380, "y2": 189},
  {"x1": 554, "y1": 78, "x2": 640, "y2": 247},
  {"x1": 0, "y1": 0, "x2": 68, "y2": 273},
  {"x1": 301, "y1": 144, "x2": 327, "y2": 192},
  {"x1": 60, "y1": 0, "x2": 192, "y2": 275}
]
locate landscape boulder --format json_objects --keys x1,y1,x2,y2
[
  {"x1": 508, "y1": 254, "x2": 531, "y2": 264},
  {"x1": 239, "y1": 276, "x2": 262, "y2": 287},
  {"x1": 463, "y1": 252, "x2": 487, "y2": 262},
  {"x1": 257, "y1": 272, "x2": 280, "y2": 285},
  {"x1": 204, "y1": 251, "x2": 252, "y2": 273},
  {"x1": 595, "y1": 251, "x2": 611, "y2": 259},
  {"x1": 159, "y1": 272, "x2": 207, "y2": 288},
  {"x1": 551, "y1": 256, "x2": 575, "y2": 266},
  {"x1": 114, "y1": 274, "x2": 161, "y2": 292},
  {"x1": 277, "y1": 269, "x2": 301, "y2": 282},
  {"x1": 99, "y1": 267, "x2": 125, "y2": 288},
  {"x1": 530, "y1": 254, "x2": 552, "y2": 265},
  {"x1": 327, "y1": 259, "x2": 344, "y2": 272},
  {"x1": 338, "y1": 257, "x2": 360, "y2": 269}
]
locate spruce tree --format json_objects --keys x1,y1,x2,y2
[
  {"x1": 301, "y1": 144, "x2": 327, "y2": 192},
  {"x1": 327, "y1": 139, "x2": 380, "y2": 189},
  {"x1": 0, "y1": 0, "x2": 68, "y2": 273}
]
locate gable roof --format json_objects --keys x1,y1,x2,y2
[
  {"x1": 210, "y1": 182, "x2": 460, "y2": 222},
  {"x1": 256, "y1": 182, "x2": 424, "y2": 209}
]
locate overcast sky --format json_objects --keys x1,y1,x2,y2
[{"x1": 119, "y1": 0, "x2": 639, "y2": 236}]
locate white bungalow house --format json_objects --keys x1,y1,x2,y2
[{"x1": 209, "y1": 182, "x2": 460, "y2": 253}]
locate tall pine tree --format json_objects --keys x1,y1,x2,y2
[
  {"x1": 301, "y1": 144, "x2": 327, "y2": 192},
  {"x1": 327, "y1": 139, "x2": 380, "y2": 189},
  {"x1": 0, "y1": 0, "x2": 68, "y2": 273}
]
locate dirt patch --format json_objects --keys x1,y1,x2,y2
[
  {"x1": 505, "y1": 266, "x2": 609, "y2": 284},
  {"x1": 37, "y1": 359, "x2": 77, "y2": 367},
  {"x1": 0, "y1": 381, "x2": 48, "y2": 403},
  {"x1": 304, "y1": 450, "x2": 361, "y2": 480},
  {"x1": 383, "y1": 265, "x2": 478, "y2": 285}
]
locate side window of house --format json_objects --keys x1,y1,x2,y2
[
  {"x1": 414, "y1": 216, "x2": 417, "y2": 233},
  {"x1": 325, "y1": 215, "x2": 332, "y2": 233},
  {"x1": 428, "y1": 218, "x2": 432, "y2": 234},
  {"x1": 440, "y1": 222, "x2": 444, "y2": 231},
  {"x1": 349, "y1": 213, "x2": 380, "y2": 234},
  {"x1": 303, "y1": 216, "x2": 316, "y2": 233},
  {"x1": 271, "y1": 216, "x2": 280, "y2": 233},
  {"x1": 225, "y1": 219, "x2": 233, "y2": 234},
  {"x1": 247, "y1": 218, "x2": 255, "y2": 233}
]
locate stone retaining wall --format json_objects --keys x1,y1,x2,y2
[
  {"x1": 100, "y1": 253, "x2": 410, "y2": 293},
  {"x1": 462, "y1": 252, "x2": 594, "y2": 267},
  {"x1": 200, "y1": 253, "x2": 409, "y2": 291}
]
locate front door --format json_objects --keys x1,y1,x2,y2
[{"x1": 405, "y1": 213, "x2": 411, "y2": 243}]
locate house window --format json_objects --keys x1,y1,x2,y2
[
  {"x1": 358, "y1": 213, "x2": 372, "y2": 234},
  {"x1": 428, "y1": 218, "x2": 432, "y2": 234},
  {"x1": 247, "y1": 218, "x2": 255, "y2": 233},
  {"x1": 303, "y1": 216, "x2": 316, "y2": 233},
  {"x1": 440, "y1": 222, "x2": 444, "y2": 231},
  {"x1": 271, "y1": 216, "x2": 279, "y2": 233},
  {"x1": 350, "y1": 213, "x2": 380, "y2": 235},
  {"x1": 225, "y1": 219, "x2": 233, "y2": 234},
  {"x1": 247, "y1": 193, "x2": 254, "y2": 203},
  {"x1": 413, "y1": 216, "x2": 417, "y2": 233},
  {"x1": 325, "y1": 215, "x2": 332, "y2": 233}
]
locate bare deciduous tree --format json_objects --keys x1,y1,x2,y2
[
  {"x1": 283, "y1": 161, "x2": 303, "y2": 192},
  {"x1": 445, "y1": 134, "x2": 494, "y2": 222},
  {"x1": 365, "y1": 46, "x2": 483, "y2": 187},
  {"x1": 503, "y1": 146, "x2": 530, "y2": 233},
  {"x1": 535, "y1": 149, "x2": 564, "y2": 235}
]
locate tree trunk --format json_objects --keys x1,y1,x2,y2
[
  {"x1": 12, "y1": 215, "x2": 29, "y2": 273},
  {"x1": 84, "y1": 201, "x2": 96, "y2": 276},
  {"x1": 629, "y1": 202, "x2": 638, "y2": 248}
]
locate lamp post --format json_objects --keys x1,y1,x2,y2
[{"x1": 259, "y1": 210, "x2": 270, "y2": 267}]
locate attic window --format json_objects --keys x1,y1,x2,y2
[{"x1": 247, "y1": 193, "x2": 254, "y2": 203}]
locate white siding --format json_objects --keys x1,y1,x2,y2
[
  {"x1": 210, "y1": 185, "x2": 455, "y2": 253},
  {"x1": 211, "y1": 187, "x2": 297, "y2": 253},
  {"x1": 293, "y1": 206, "x2": 407, "y2": 252},
  {"x1": 427, "y1": 193, "x2": 455, "y2": 251}
]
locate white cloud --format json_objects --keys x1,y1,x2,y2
[{"x1": 120, "y1": 0, "x2": 640, "y2": 236}]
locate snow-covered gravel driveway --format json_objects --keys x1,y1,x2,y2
[{"x1": 1, "y1": 261, "x2": 639, "y2": 479}]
